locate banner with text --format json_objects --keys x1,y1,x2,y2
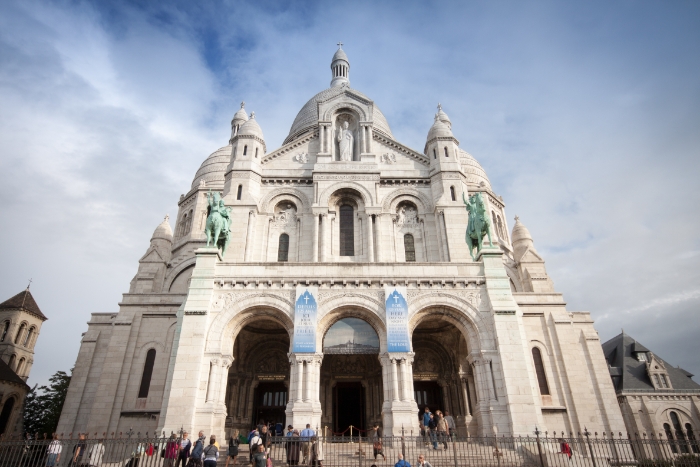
[
  {"x1": 384, "y1": 285, "x2": 411, "y2": 352},
  {"x1": 292, "y1": 285, "x2": 318, "y2": 353}
]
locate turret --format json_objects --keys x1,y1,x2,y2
[
  {"x1": 510, "y1": 216, "x2": 554, "y2": 292},
  {"x1": 330, "y1": 43, "x2": 350, "y2": 88},
  {"x1": 129, "y1": 216, "x2": 173, "y2": 294},
  {"x1": 225, "y1": 111, "x2": 265, "y2": 203},
  {"x1": 230, "y1": 101, "x2": 249, "y2": 143},
  {"x1": 0, "y1": 286, "x2": 46, "y2": 381},
  {"x1": 425, "y1": 104, "x2": 463, "y2": 204}
]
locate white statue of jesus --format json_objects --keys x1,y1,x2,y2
[{"x1": 337, "y1": 121, "x2": 354, "y2": 161}]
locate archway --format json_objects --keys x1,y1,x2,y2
[
  {"x1": 225, "y1": 318, "x2": 290, "y2": 436},
  {"x1": 319, "y1": 317, "x2": 382, "y2": 434},
  {"x1": 412, "y1": 317, "x2": 477, "y2": 436}
]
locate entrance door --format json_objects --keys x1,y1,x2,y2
[
  {"x1": 414, "y1": 381, "x2": 443, "y2": 416},
  {"x1": 333, "y1": 382, "x2": 365, "y2": 433},
  {"x1": 252, "y1": 383, "x2": 287, "y2": 430}
]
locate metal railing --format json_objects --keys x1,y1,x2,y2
[{"x1": 0, "y1": 429, "x2": 697, "y2": 466}]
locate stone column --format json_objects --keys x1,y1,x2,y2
[
  {"x1": 286, "y1": 354, "x2": 323, "y2": 431},
  {"x1": 419, "y1": 218, "x2": 429, "y2": 261},
  {"x1": 368, "y1": 126, "x2": 374, "y2": 154},
  {"x1": 461, "y1": 378, "x2": 471, "y2": 417},
  {"x1": 402, "y1": 354, "x2": 415, "y2": 401},
  {"x1": 319, "y1": 124, "x2": 325, "y2": 152},
  {"x1": 320, "y1": 214, "x2": 327, "y2": 262},
  {"x1": 380, "y1": 353, "x2": 420, "y2": 436},
  {"x1": 366, "y1": 214, "x2": 375, "y2": 262},
  {"x1": 312, "y1": 215, "x2": 319, "y2": 262},
  {"x1": 206, "y1": 359, "x2": 219, "y2": 402},
  {"x1": 244, "y1": 211, "x2": 256, "y2": 261}
]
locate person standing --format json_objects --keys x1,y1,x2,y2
[
  {"x1": 428, "y1": 413, "x2": 438, "y2": 450},
  {"x1": 286, "y1": 430, "x2": 301, "y2": 466},
  {"x1": 421, "y1": 408, "x2": 431, "y2": 446},
  {"x1": 202, "y1": 436, "x2": 219, "y2": 467},
  {"x1": 443, "y1": 411, "x2": 456, "y2": 440},
  {"x1": 249, "y1": 429, "x2": 261, "y2": 464},
  {"x1": 416, "y1": 454, "x2": 432, "y2": 467},
  {"x1": 46, "y1": 434, "x2": 62, "y2": 467},
  {"x1": 252, "y1": 445, "x2": 267, "y2": 467},
  {"x1": 436, "y1": 411, "x2": 449, "y2": 450},
  {"x1": 175, "y1": 432, "x2": 191, "y2": 467},
  {"x1": 370, "y1": 424, "x2": 385, "y2": 461},
  {"x1": 86, "y1": 439, "x2": 105, "y2": 467},
  {"x1": 309, "y1": 435, "x2": 323, "y2": 467},
  {"x1": 71, "y1": 433, "x2": 86, "y2": 466},
  {"x1": 285, "y1": 425, "x2": 294, "y2": 437},
  {"x1": 300, "y1": 424, "x2": 314, "y2": 464},
  {"x1": 164, "y1": 434, "x2": 179, "y2": 467},
  {"x1": 189, "y1": 431, "x2": 206, "y2": 467},
  {"x1": 260, "y1": 425, "x2": 272, "y2": 457},
  {"x1": 225, "y1": 430, "x2": 239, "y2": 467}
]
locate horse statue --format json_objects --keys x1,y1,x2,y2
[
  {"x1": 205, "y1": 191, "x2": 232, "y2": 256},
  {"x1": 463, "y1": 192, "x2": 493, "y2": 260}
]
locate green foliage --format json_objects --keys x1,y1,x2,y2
[{"x1": 22, "y1": 370, "x2": 71, "y2": 437}]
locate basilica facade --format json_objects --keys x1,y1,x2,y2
[{"x1": 57, "y1": 47, "x2": 625, "y2": 439}]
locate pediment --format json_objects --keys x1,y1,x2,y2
[{"x1": 139, "y1": 247, "x2": 164, "y2": 263}]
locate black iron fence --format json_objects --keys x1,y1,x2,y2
[{"x1": 0, "y1": 430, "x2": 697, "y2": 467}]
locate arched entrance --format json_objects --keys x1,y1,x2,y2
[
  {"x1": 412, "y1": 316, "x2": 477, "y2": 436},
  {"x1": 225, "y1": 318, "x2": 290, "y2": 435},
  {"x1": 319, "y1": 317, "x2": 382, "y2": 434}
]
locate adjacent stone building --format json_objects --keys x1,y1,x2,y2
[
  {"x1": 0, "y1": 288, "x2": 46, "y2": 435},
  {"x1": 57, "y1": 46, "x2": 626, "y2": 439},
  {"x1": 602, "y1": 332, "x2": 700, "y2": 449}
]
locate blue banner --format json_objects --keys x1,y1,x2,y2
[
  {"x1": 293, "y1": 286, "x2": 318, "y2": 353},
  {"x1": 384, "y1": 286, "x2": 411, "y2": 352}
]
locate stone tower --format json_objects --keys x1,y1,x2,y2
[{"x1": 0, "y1": 287, "x2": 47, "y2": 381}]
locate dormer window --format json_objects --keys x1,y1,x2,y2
[{"x1": 636, "y1": 352, "x2": 647, "y2": 362}]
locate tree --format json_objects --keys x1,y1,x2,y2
[{"x1": 22, "y1": 370, "x2": 71, "y2": 437}]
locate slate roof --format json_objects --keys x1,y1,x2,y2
[
  {"x1": 0, "y1": 289, "x2": 47, "y2": 321},
  {"x1": 601, "y1": 332, "x2": 700, "y2": 393},
  {"x1": 0, "y1": 358, "x2": 29, "y2": 389}
]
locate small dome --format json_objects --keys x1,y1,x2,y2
[
  {"x1": 511, "y1": 216, "x2": 536, "y2": 260},
  {"x1": 232, "y1": 102, "x2": 248, "y2": 124},
  {"x1": 151, "y1": 215, "x2": 173, "y2": 242},
  {"x1": 427, "y1": 115, "x2": 453, "y2": 141},
  {"x1": 458, "y1": 149, "x2": 491, "y2": 190},
  {"x1": 191, "y1": 145, "x2": 231, "y2": 189},
  {"x1": 238, "y1": 112, "x2": 264, "y2": 140},
  {"x1": 332, "y1": 47, "x2": 349, "y2": 64},
  {"x1": 436, "y1": 103, "x2": 451, "y2": 129}
]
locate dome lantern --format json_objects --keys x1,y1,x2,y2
[
  {"x1": 330, "y1": 42, "x2": 350, "y2": 88},
  {"x1": 230, "y1": 101, "x2": 249, "y2": 142}
]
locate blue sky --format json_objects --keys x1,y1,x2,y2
[{"x1": 0, "y1": 0, "x2": 699, "y2": 387}]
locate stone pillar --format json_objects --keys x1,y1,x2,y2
[
  {"x1": 380, "y1": 353, "x2": 420, "y2": 436},
  {"x1": 477, "y1": 247, "x2": 543, "y2": 435},
  {"x1": 320, "y1": 214, "x2": 327, "y2": 262},
  {"x1": 366, "y1": 214, "x2": 375, "y2": 262},
  {"x1": 244, "y1": 211, "x2": 256, "y2": 261},
  {"x1": 461, "y1": 378, "x2": 471, "y2": 417},
  {"x1": 158, "y1": 247, "x2": 221, "y2": 435},
  {"x1": 367, "y1": 126, "x2": 373, "y2": 154},
  {"x1": 312, "y1": 215, "x2": 319, "y2": 262},
  {"x1": 319, "y1": 124, "x2": 325, "y2": 152},
  {"x1": 286, "y1": 353, "x2": 323, "y2": 431}
]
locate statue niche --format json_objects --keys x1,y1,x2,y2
[{"x1": 335, "y1": 114, "x2": 357, "y2": 161}]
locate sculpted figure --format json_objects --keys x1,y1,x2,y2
[
  {"x1": 337, "y1": 121, "x2": 354, "y2": 161},
  {"x1": 205, "y1": 190, "x2": 232, "y2": 255},
  {"x1": 463, "y1": 192, "x2": 493, "y2": 260}
]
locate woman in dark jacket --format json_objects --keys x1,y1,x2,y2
[
  {"x1": 285, "y1": 430, "x2": 301, "y2": 465},
  {"x1": 225, "y1": 430, "x2": 239, "y2": 467}
]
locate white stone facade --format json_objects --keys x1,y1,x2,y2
[{"x1": 57, "y1": 47, "x2": 626, "y2": 439}]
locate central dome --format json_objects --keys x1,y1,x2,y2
[
  {"x1": 283, "y1": 46, "x2": 394, "y2": 145},
  {"x1": 284, "y1": 86, "x2": 394, "y2": 144}
]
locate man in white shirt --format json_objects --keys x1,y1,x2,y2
[
  {"x1": 87, "y1": 440, "x2": 105, "y2": 467},
  {"x1": 444, "y1": 411, "x2": 456, "y2": 439},
  {"x1": 46, "y1": 434, "x2": 62, "y2": 467}
]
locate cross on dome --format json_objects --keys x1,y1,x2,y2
[
  {"x1": 337, "y1": 41, "x2": 343, "y2": 49},
  {"x1": 240, "y1": 101, "x2": 245, "y2": 108}
]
